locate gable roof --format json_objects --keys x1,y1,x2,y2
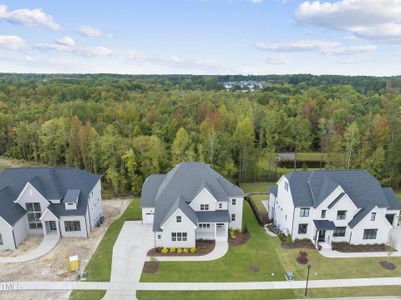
[
  {"x1": 0, "y1": 167, "x2": 101, "y2": 224},
  {"x1": 284, "y1": 170, "x2": 400, "y2": 211},
  {"x1": 348, "y1": 206, "x2": 375, "y2": 228},
  {"x1": 141, "y1": 162, "x2": 244, "y2": 231},
  {"x1": 160, "y1": 195, "x2": 197, "y2": 228},
  {"x1": 269, "y1": 185, "x2": 278, "y2": 197}
]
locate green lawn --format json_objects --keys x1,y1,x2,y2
[
  {"x1": 142, "y1": 201, "x2": 401, "y2": 283},
  {"x1": 69, "y1": 290, "x2": 106, "y2": 300},
  {"x1": 137, "y1": 286, "x2": 401, "y2": 300},
  {"x1": 240, "y1": 182, "x2": 275, "y2": 216},
  {"x1": 141, "y1": 202, "x2": 286, "y2": 282},
  {"x1": 84, "y1": 199, "x2": 141, "y2": 281}
]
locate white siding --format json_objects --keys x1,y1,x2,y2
[
  {"x1": 272, "y1": 176, "x2": 295, "y2": 236},
  {"x1": 268, "y1": 193, "x2": 276, "y2": 220},
  {"x1": 228, "y1": 197, "x2": 243, "y2": 229},
  {"x1": 87, "y1": 180, "x2": 103, "y2": 230},
  {"x1": 142, "y1": 208, "x2": 155, "y2": 224},
  {"x1": 59, "y1": 216, "x2": 88, "y2": 238},
  {"x1": 13, "y1": 215, "x2": 29, "y2": 247},
  {"x1": 156, "y1": 209, "x2": 196, "y2": 248},
  {"x1": 350, "y1": 207, "x2": 393, "y2": 244},
  {"x1": 0, "y1": 217, "x2": 15, "y2": 250},
  {"x1": 189, "y1": 188, "x2": 217, "y2": 211}
]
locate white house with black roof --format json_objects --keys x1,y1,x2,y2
[
  {"x1": 0, "y1": 167, "x2": 103, "y2": 250},
  {"x1": 268, "y1": 170, "x2": 401, "y2": 248},
  {"x1": 141, "y1": 162, "x2": 244, "y2": 248}
]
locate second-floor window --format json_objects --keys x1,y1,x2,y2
[
  {"x1": 300, "y1": 208, "x2": 310, "y2": 217},
  {"x1": 232, "y1": 199, "x2": 236, "y2": 205},
  {"x1": 200, "y1": 204, "x2": 209, "y2": 211},
  {"x1": 219, "y1": 203, "x2": 223, "y2": 209},
  {"x1": 321, "y1": 210, "x2": 326, "y2": 218},
  {"x1": 337, "y1": 210, "x2": 347, "y2": 220},
  {"x1": 371, "y1": 212, "x2": 376, "y2": 221},
  {"x1": 176, "y1": 216, "x2": 182, "y2": 223}
]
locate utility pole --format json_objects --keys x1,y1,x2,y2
[{"x1": 305, "y1": 264, "x2": 311, "y2": 296}]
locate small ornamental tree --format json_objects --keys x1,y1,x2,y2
[{"x1": 297, "y1": 251, "x2": 309, "y2": 264}]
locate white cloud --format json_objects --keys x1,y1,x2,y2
[
  {"x1": 56, "y1": 36, "x2": 76, "y2": 47},
  {"x1": 0, "y1": 4, "x2": 60, "y2": 30},
  {"x1": 79, "y1": 25, "x2": 105, "y2": 37},
  {"x1": 255, "y1": 39, "x2": 377, "y2": 55},
  {"x1": 0, "y1": 35, "x2": 26, "y2": 50},
  {"x1": 126, "y1": 50, "x2": 223, "y2": 70},
  {"x1": 81, "y1": 47, "x2": 113, "y2": 56},
  {"x1": 255, "y1": 40, "x2": 340, "y2": 52},
  {"x1": 249, "y1": 0, "x2": 263, "y2": 4},
  {"x1": 264, "y1": 55, "x2": 290, "y2": 64},
  {"x1": 296, "y1": 0, "x2": 401, "y2": 40}
]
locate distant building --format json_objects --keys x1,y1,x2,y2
[{"x1": 0, "y1": 168, "x2": 103, "y2": 250}]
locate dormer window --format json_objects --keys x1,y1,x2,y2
[
  {"x1": 176, "y1": 216, "x2": 182, "y2": 223},
  {"x1": 200, "y1": 204, "x2": 209, "y2": 211}
]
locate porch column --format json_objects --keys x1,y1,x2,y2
[{"x1": 214, "y1": 223, "x2": 217, "y2": 239}]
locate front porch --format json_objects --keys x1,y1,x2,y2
[
  {"x1": 40, "y1": 209, "x2": 61, "y2": 238},
  {"x1": 313, "y1": 219, "x2": 336, "y2": 250},
  {"x1": 196, "y1": 222, "x2": 228, "y2": 241}
]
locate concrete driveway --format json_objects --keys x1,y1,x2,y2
[{"x1": 103, "y1": 221, "x2": 153, "y2": 300}]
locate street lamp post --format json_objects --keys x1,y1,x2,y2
[{"x1": 305, "y1": 264, "x2": 311, "y2": 296}]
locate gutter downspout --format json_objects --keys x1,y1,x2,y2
[{"x1": 12, "y1": 228, "x2": 17, "y2": 249}]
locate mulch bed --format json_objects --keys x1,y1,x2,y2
[
  {"x1": 147, "y1": 240, "x2": 215, "y2": 257},
  {"x1": 332, "y1": 242, "x2": 396, "y2": 253},
  {"x1": 281, "y1": 239, "x2": 315, "y2": 249},
  {"x1": 142, "y1": 261, "x2": 159, "y2": 273},
  {"x1": 380, "y1": 261, "x2": 396, "y2": 270},
  {"x1": 229, "y1": 232, "x2": 250, "y2": 246}
]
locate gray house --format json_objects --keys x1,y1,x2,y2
[
  {"x1": 268, "y1": 170, "x2": 401, "y2": 248},
  {"x1": 141, "y1": 162, "x2": 244, "y2": 248},
  {"x1": 0, "y1": 168, "x2": 103, "y2": 251}
]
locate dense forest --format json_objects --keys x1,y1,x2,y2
[{"x1": 1, "y1": 73, "x2": 401, "y2": 195}]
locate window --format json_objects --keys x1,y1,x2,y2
[
  {"x1": 26, "y1": 202, "x2": 42, "y2": 229},
  {"x1": 333, "y1": 227, "x2": 346, "y2": 237},
  {"x1": 0, "y1": 233, "x2": 3, "y2": 245},
  {"x1": 300, "y1": 208, "x2": 310, "y2": 217},
  {"x1": 199, "y1": 223, "x2": 210, "y2": 229},
  {"x1": 176, "y1": 216, "x2": 182, "y2": 223},
  {"x1": 285, "y1": 215, "x2": 287, "y2": 221},
  {"x1": 157, "y1": 234, "x2": 161, "y2": 240},
  {"x1": 232, "y1": 199, "x2": 236, "y2": 205},
  {"x1": 231, "y1": 214, "x2": 236, "y2": 221},
  {"x1": 298, "y1": 224, "x2": 308, "y2": 234},
  {"x1": 337, "y1": 210, "x2": 347, "y2": 220},
  {"x1": 371, "y1": 212, "x2": 376, "y2": 221},
  {"x1": 219, "y1": 203, "x2": 223, "y2": 209},
  {"x1": 363, "y1": 229, "x2": 378, "y2": 240},
  {"x1": 321, "y1": 210, "x2": 326, "y2": 218},
  {"x1": 64, "y1": 221, "x2": 81, "y2": 232},
  {"x1": 200, "y1": 204, "x2": 209, "y2": 211},
  {"x1": 171, "y1": 232, "x2": 187, "y2": 242},
  {"x1": 49, "y1": 221, "x2": 57, "y2": 231},
  {"x1": 285, "y1": 181, "x2": 289, "y2": 191}
]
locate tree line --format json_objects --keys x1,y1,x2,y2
[{"x1": 1, "y1": 73, "x2": 401, "y2": 195}]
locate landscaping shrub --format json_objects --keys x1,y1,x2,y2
[
  {"x1": 161, "y1": 247, "x2": 168, "y2": 254},
  {"x1": 170, "y1": 247, "x2": 176, "y2": 253},
  {"x1": 177, "y1": 248, "x2": 182, "y2": 253},
  {"x1": 190, "y1": 247, "x2": 197, "y2": 253},
  {"x1": 296, "y1": 251, "x2": 309, "y2": 264},
  {"x1": 285, "y1": 234, "x2": 292, "y2": 245},
  {"x1": 183, "y1": 248, "x2": 189, "y2": 253}
]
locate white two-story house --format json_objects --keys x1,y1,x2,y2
[
  {"x1": 0, "y1": 167, "x2": 103, "y2": 251},
  {"x1": 141, "y1": 162, "x2": 244, "y2": 248},
  {"x1": 268, "y1": 170, "x2": 401, "y2": 248}
]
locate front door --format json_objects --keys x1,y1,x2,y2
[{"x1": 318, "y1": 230, "x2": 326, "y2": 242}]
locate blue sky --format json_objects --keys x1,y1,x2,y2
[{"x1": 1, "y1": 0, "x2": 401, "y2": 75}]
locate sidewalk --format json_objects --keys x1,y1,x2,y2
[
  {"x1": 0, "y1": 235, "x2": 59, "y2": 263},
  {"x1": 148, "y1": 241, "x2": 228, "y2": 262}
]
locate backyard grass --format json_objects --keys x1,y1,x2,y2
[
  {"x1": 137, "y1": 286, "x2": 401, "y2": 300},
  {"x1": 84, "y1": 199, "x2": 141, "y2": 281},
  {"x1": 240, "y1": 182, "x2": 275, "y2": 216},
  {"x1": 69, "y1": 290, "x2": 106, "y2": 300}
]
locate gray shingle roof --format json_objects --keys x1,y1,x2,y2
[
  {"x1": 348, "y1": 206, "x2": 374, "y2": 228},
  {"x1": 284, "y1": 170, "x2": 399, "y2": 210},
  {"x1": 328, "y1": 192, "x2": 345, "y2": 209},
  {"x1": 0, "y1": 167, "x2": 101, "y2": 223},
  {"x1": 141, "y1": 162, "x2": 244, "y2": 231},
  {"x1": 197, "y1": 210, "x2": 230, "y2": 223},
  {"x1": 269, "y1": 185, "x2": 278, "y2": 197},
  {"x1": 313, "y1": 219, "x2": 336, "y2": 230},
  {"x1": 64, "y1": 189, "x2": 80, "y2": 204}
]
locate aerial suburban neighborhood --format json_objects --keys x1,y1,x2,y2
[{"x1": 2, "y1": 1, "x2": 401, "y2": 300}]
